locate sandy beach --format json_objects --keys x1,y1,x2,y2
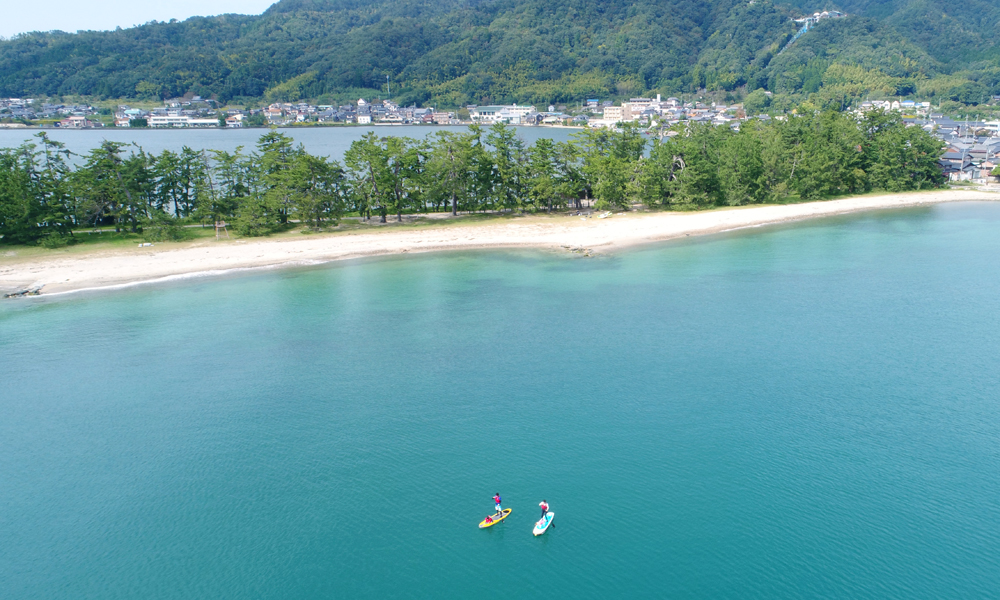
[{"x1": 1, "y1": 189, "x2": 995, "y2": 296}]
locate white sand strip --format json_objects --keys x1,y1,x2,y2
[{"x1": 1, "y1": 190, "x2": 995, "y2": 295}]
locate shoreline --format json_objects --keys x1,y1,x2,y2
[{"x1": 1, "y1": 190, "x2": 996, "y2": 297}]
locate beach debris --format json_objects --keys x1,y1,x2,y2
[
  {"x1": 598, "y1": 211, "x2": 613, "y2": 219},
  {"x1": 4, "y1": 286, "x2": 42, "y2": 298},
  {"x1": 138, "y1": 242, "x2": 154, "y2": 247}
]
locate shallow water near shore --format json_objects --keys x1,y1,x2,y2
[{"x1": 3, "y1": 202, "x2": 1000, "y2": 598}]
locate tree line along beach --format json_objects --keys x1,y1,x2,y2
[{"x1": 1, "y1": 113, "x2": 994, "y2": 295}]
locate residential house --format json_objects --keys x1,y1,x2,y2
[
  {"x1": 264, "y1": 106, "x2": 285, "y2": 123},
  {"x1": 940, "y1": 150, "x2": 974, "y2": 180},
  {"x1": 59, "y1": 115, "x2": 91, "y2": 128},
  {"x1": 431, "y1": 112, "x2": 453, "y2": 124}
]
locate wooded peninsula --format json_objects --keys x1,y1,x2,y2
[{"x1": 0, "y1": 111, "x2": 945, "y2": 248}]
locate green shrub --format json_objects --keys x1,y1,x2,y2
[{"x1": 39, "y1": 234, "x2": 72, "y2": 249}]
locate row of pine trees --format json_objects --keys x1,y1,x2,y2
[{"x1": 0, "y1": 111, "x2": 945, "y2": 246}]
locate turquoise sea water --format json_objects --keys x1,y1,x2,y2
[{"x1": 3, "y1": 202, "x2": 1000, "y2": 598}]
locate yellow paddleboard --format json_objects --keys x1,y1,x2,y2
[{"x1": 479, "y1": 508, "x2": 512, "y2": 528}]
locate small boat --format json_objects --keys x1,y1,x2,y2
[
  {"x1": 479, "y1": 508, "x2": 512, "y2": 528},
  {"x1": 533, "y1": 511, "x2": 554, "y2": 536}
]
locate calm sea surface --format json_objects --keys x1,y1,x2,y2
[
  {"x1": 0, "y1": 125, "x2": 578, "y2": 161},
  {"x1": 3, "y1": 202, "x2": 1000, "y2": 598}
]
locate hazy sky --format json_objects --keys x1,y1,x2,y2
[{"x1": 1, "y1": 0, "x2": 277, "y2": 38}]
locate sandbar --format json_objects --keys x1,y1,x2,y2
[{"x1": 1, "y1": 190, "x2": 996, "y2": 296}]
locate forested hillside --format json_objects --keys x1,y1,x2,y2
[{"x1": 0, "y1": 0, "x2": 998, "y2": 107}]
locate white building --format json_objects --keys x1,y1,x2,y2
[
  {"x1": 148, "y1": 116, "x2": 219, "y2": 128},
  {"x1": 626, "y1": 98, "x2": 654, "y2": 112},
  {"x1": 470, "y1": 104, "x2": 536, "y2": 124},
  {"x1": 149, "y1": 115, "x2": 191, "y2": 127},
  {"x1": 603, "y1": 106, "x2": 624, "y2": 122}
]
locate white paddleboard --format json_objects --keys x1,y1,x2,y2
[{"x1": 533, "y1": 511, "x2": 554, "y2": 536}]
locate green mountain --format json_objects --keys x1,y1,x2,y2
[{"x1": 1, "y1": 0, "x2": 998, "y2": 107}]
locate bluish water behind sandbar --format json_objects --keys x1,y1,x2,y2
[
  {"x1": 0, "y1": 125, "x2": 578, "y2": 162},
  {"x1": 3, "y1": 202, "x2": 1000, "y2": 599}
]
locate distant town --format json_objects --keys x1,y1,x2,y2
[{"x1": 2, "y1": 93, "x2": 998, "y2": 185}]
